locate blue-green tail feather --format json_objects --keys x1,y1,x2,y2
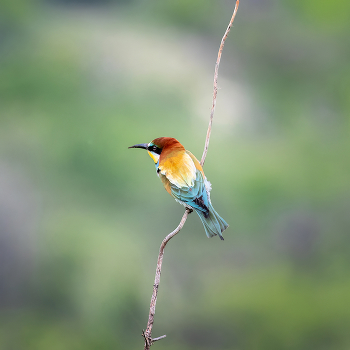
[{"x1": 195, "y1": 203, "x2": 228, "y2": 240}]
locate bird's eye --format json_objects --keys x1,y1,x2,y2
[{"x1": 148, "y1": 145, "x2": 161, "y2": 154}]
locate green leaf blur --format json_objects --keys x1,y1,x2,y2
[{"x1": 0, "y1": 0, "x2": 349, "y2": 349}]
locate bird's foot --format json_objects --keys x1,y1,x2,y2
[{"x1": 186, "y1": 207, "x2": 193, "y2": 214}]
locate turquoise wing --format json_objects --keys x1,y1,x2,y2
[
  {"x1": 169, "y1": 169, "x2": 229, "y2": 240},
  {"x1": 170, "y1": 169, "x2": 209, "y2": 214}
]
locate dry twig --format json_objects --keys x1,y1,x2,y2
[
  {"x1": 200, "y1": 0, "x2": 240, "y2": 166},
  {"x1": 142, "y1": 209, "x2": 190, "y2": 349},
  {"x1": 142, "y1": 1, "x2": 239, "y2": 348}
]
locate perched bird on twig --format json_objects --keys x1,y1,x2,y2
[{"x1": 129, "y1": 137, "x2": 228, "y2": 240}]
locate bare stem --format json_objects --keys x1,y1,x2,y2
[
  {"x1": 143, "y1": 209, "x2": 190, "y2": 349},
  {"x1": 200, "y1": 0, "x2": 240, "y2": 166},
  {"x1": 142, "y1": 1, "x2": 239, "y2": 348}
]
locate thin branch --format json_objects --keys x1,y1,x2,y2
[
  {"x1": 152, "y1": 335, "x2": 167, "y2": 342},
  {"x1": 142, "y1": 1, "x2": 239, "y2": 348},
  {"x1": 143, "y1": 209, "x2": 190, "y2": 349},
  {"x1": 200, "y1": 0, "x2": 240, "y2": 166}
]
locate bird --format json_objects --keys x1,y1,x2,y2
[{"x1": 129, "y1": 137, "x2": 228, "y2": 240}]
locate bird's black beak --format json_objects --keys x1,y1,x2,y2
[{"x1": 128, "y1": 143, "x2": 148, "y2": 150}]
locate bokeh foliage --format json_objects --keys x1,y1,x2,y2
[{"x1": 0, "y1": 0, "x2": 349, "y2": 349}]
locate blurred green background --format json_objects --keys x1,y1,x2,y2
[{"x1": 1, "y1": 0, "x2": 350, "y2": 349}]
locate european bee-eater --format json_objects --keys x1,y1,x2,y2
[{"x1": 129, "y1": 137, "x2": 228, "y2": 240}]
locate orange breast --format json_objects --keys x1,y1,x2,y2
[{"x1": 159, "y1": 151, "x2": 197, "y2": 188}]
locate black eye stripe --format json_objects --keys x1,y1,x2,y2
[{"x1": 148, "y1": 145, "x2": 162, "y2": 155}]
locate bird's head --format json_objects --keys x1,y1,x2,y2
[{"x1": 128, "y1": 137, "x2": 184, "y2": 164}]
